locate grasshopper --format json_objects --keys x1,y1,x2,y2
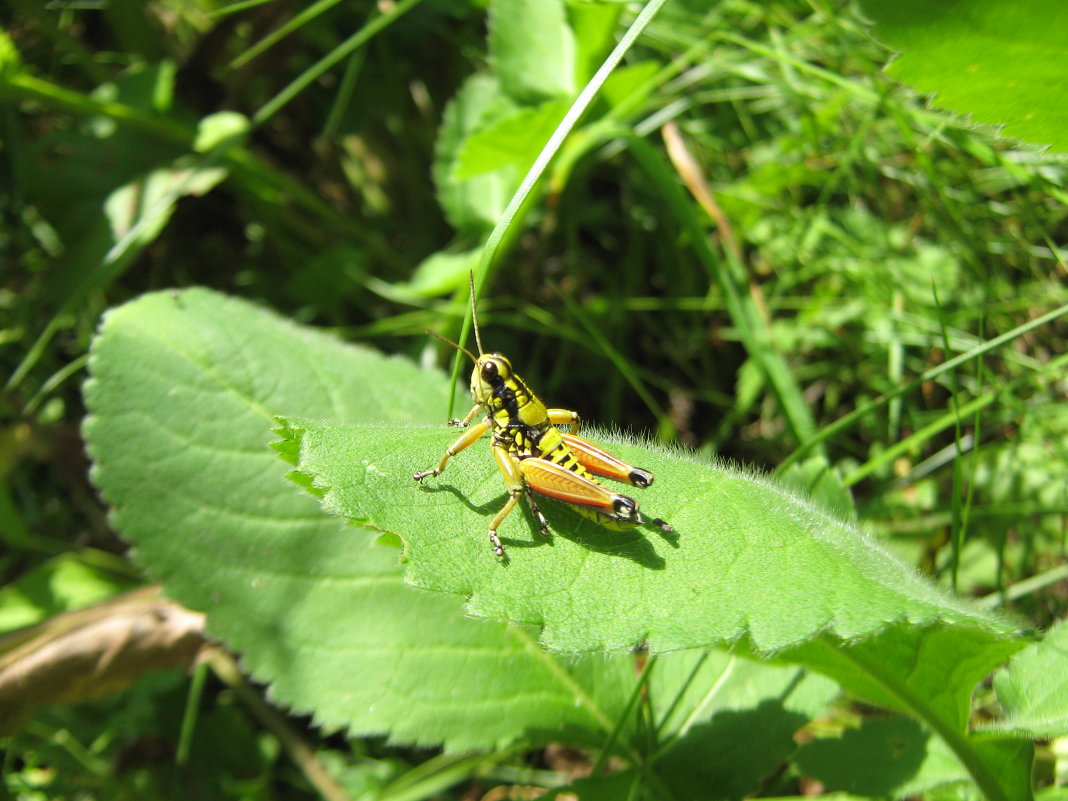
[{"x1": 414, "y1": 273, "x2": 670, "y2": 558}]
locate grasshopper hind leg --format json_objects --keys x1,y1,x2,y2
[{"x1": 486, "y1": 489, "x2": 549, "y2": 558}]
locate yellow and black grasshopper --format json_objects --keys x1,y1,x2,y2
[{"x1": 414, "y1": 274, "x2": 670, "y2": 558}]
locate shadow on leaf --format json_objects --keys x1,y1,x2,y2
[
  {"x1": 416, "y1": 483, "x2": 666, "y2": 569},
  {"x1": 656, "y1": 698, "x2": 810, "y2": 800},
  {"x1": 794, "y1": 715, "x2": 930, "y2": 796}
]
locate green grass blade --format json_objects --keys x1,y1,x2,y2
[
  {"x1": 781, "y1": 302, "x2": 1068, "y2": 471},
  {"x1": 451, "y1": 0, "x2": 672, "y2": 404},
  {"x1": 624, "y1": 135, "x2": 820, "y2": 448},
  {"x1": 842, "y1": 352, "x2": 1068, "y2": 487},
  {"x1": 250, "y1": 0, "x2": 423, "y2": 128},
  {"x1": 230, "y1": 0, "x2": 346, "y2": 69}
]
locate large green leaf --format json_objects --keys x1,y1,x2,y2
[
  {"x1": 784, "y1": 625, "x2": 1022, "y2": 732},
  {"x1": 796, "y1": 715, "x2": 974, "y2": 798},
  {"x1": 82, "y1": 288, "x2": 644, "y2": 750},
  {"x1": 276, "y1": 419, "x2": 1013, "y2": 654},
  {"x1": 82, "y1": 288, "x2": 1028, "y2": 792},
  {"x1": 277, "y1": 404, "x2": 1030, "y2": 795},
  {"x1": 861, "y1": 0, "x2": 1068, "y2": 152},
  {"x1": 796, "y1": 720, "x2": 1033, "y2": 801}
]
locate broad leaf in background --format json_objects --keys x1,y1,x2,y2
[
  {"x1": 795, "y1": 719, "x2": 1030, "y2": 801},
  {"x1": 277, "y1": 419, "x2": 1014, "y2": 654},
  {"x1": 568, "y1": 1, "x2": 624, "y2": 88},
  {"x1": 0, "y1": 552, "x2": 138, "y2": 633},
  {"x1": 399, "y1": 248, "x2": 480, "y2": 298},
  {"x1": 432, "y1": 0, "x2": 585, "y2": 236},
  {"x1": 783, "y1": 625, "x2": 1031, "y2": 801},
  {"x1": 986, "y1": 619, "x2": 1068, "y2": 738},
  {"x1": 861, "y1": 0, "x2": 1068, "y2": 152},
  {"x1": 488, "y1": 0, "x2": 574, "y2": 104},
  {"x1": 599, "y1": 61, "x2": 661, "y2": 112},
  {"x1": 785, "y1": 625, "x2": 1022, "y2": 732},
  {"x1": 433, "y1": 74, "x2": 518, "y2": 235},
  {"x1": 83, "y1": 289, "x2": 640, "y2": 750},
  {"x1": 795, "y1": 716, "x2": 972, "y2": 797},
  {"x1": 453, "y1": 99, "x2": 571, "y2": 180}
]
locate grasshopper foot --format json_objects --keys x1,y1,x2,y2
[{"x1": 489, "y1": 529, "x2": 506, "y2": 558}]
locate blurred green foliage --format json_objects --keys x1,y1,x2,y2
[{"x1": 1, "y1": 0, "x2": 1066, "y2": 798}]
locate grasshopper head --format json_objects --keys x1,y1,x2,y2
[{"x1": 471, "y1": 353, "x2": 512, "y2": 404}]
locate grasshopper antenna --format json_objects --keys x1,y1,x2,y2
[
  {"x1": 426, "y1": 330, "x2": 477, "y2": 364},
  {"x1": 469, "y1": 270, "x2": 484, "y2": 356}
]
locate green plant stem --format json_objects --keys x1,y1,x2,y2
[
  {"x1": 379, "y1": 751, "x2": 495, "y2": 801},
  {"x1": 26, "y1": 721, "x2": 108, "y2": 775},
  {"x1": 589, "y1": 653, "x2": 678, "y2": 801},
  {"x1": 175, "y1": 659, "x2": 207, "y2": 766},
  {"x1": 592, "y1": 653, "x2": 655, "y2": 776},
  {"x1": 22, "y1": 354, "x2": 89, "y2": 416},
  {"x1": 0, "y1": 72, "x2": 188, "y2": 144},
  {"x1": 879, "y1": 502, "x2": 1068, "y2": 534},
  {"x1": 653, "y1": 648, "x2": 735, "y2": 755},
  {"x1": 934, "y1": 288, "x2": 966, "y2": 592},
  {"x1": 322, "y1": 40, "x2": 366, "y2": 139},
  {"x1": 212, "y1": 0, "x2": 273, "y2": 16}
]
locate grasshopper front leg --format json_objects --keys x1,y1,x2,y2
[
  {"x1": 447, "y1": 404, "x2": 483, "y2": 428},
  {"x1": 413, "y1": 419, "x2": 489, "y2": 481}
]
